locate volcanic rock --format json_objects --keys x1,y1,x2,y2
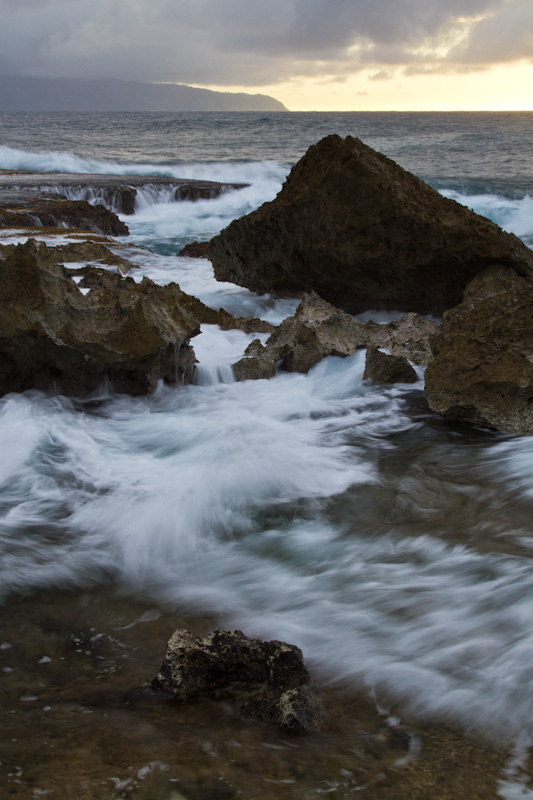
[
  {"x1": 0, "y1": 239, "x2": 198, "y2": 395},
  {"x1": 425, "y1": 266, "x2": 533, "y2": 433},
  {"x1": 364, "y1": 348, "x2": 418, "y2": 384},
  {"x1": 0, "y1": 198, "x2": 129, "y2": 236},
  {"x1": 52, "y1": 240, "x2": 135, "y2": 274},
  {"x1": 153, "y1": 628, "x2": 323, "y2": 734},
  {"x1": 0, "y1": 239, "x2": 276, "y2": 396},
  {"x1": 209, "y1": 135, "x2": 533, "y2": 315},
  {"x1": 232, "y1": 292, "x2": 436, "y2": 381},
  {"x1": 178, "y1": 241, "x2": 210, "y2": 258}
]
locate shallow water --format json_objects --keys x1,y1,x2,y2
[{"x1": 0, "y1": 587, "x2": 508, "y2": 799}]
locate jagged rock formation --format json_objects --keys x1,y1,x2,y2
[
  {"x1": 153, "y1": 629, "x2": 323, "y2": 734},
  {"x1": 0, "y1": 239, "x2": 199, "y2": 395},
  {"x1": 364, "y1": 349, "x2": 418, "y2": 384},
  {"x1": 232, "y1": 292, "x2": 436, "y2": 381},
  {"x1": 210, "y1": 135, "x2": 533, "y2": 315},
  {"x1": 0, "y1": 239, "x2": 275, "y2": 397},
  {"x1": 425, "y1": 267, "x2": 533, "y2": 433},
  {"x1": 52, "y1": 239, "x2": 135, "y2": 273}
]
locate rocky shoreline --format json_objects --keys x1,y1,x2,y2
[
  {"x1": 1, "y1": 143, "x2": 532, "y2": 794},
  {"x1": 2, "y1": 136, "x2": 533, "y2": 433}
]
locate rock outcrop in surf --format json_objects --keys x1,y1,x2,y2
[
  {"x1": 425, "y1": 266, "x2": 533, "y2": 433},
  {"x1": 0, "y1": 239, "x2": 199, "y2": 395},
  {"x1": 153, "y1": 628, "x2": 323, "y2": 734},
  {"x1": 209, "y1": 134, "x2": 533, "y2": 315},
  {"x1": 232, "y1": 292, "x2": 436, "y2": 381},
  {"x1": 0, "y1": 239, "x2": 275, "y2": 397}
]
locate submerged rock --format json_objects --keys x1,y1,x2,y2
[
  {"x1": 364, "y1": 349, "x2": 418, "y2": 384},
  {"x1": 0, "y1": 239, "x2": 198, "y2": 395},
  {"x1": 425, "y1": 267, "x2": 533, "y2": 433},
  {"x1": 232, "y1": 292, "x2": 435, "y2": 380},
  {"x1": 209, "y1": 135, "x2": 533, "y2": 315},
  {"x1": 153, "y1": 628, "x2": 323, "y2": 734}
]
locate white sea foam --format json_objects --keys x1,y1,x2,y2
[
  {"x1": 191, "y1": 324, "x2": 269, "y2": 386},
  {"x1": 0, "y1": 351, "x2": 380, "y2": 594},
  {"x1": 118, "y1": 248, "x2": 300, "y2": 322},
  {"x1": 498, "y1": 738, "x2": 533, "y2": 800},
  {"x1": 3, "y1": 361, "x2": 533, "y2": 742},
  {"x1": 440, "y1": 189, "x2": 533, "y2": 245},
  {"x1": 0, "y1": 144, "x2": 287, "y2": 182},
  {"x1": 122, "y1": 179, "x2": 280, "y2": 249}
]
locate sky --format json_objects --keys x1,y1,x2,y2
[{"x1": 0, "y1": 0, "x2": 532, "y2": 111}]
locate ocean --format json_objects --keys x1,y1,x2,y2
[{"x1": 1, "y1": 111, "x2": 533, "y2": 799}]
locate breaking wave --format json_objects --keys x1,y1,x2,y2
[
  {"x1": 0, "y1": 143, "x2": 287, "y2": 187},
  {"x1": 440, "y1": 189, "x2": 533, "y2": 246}
]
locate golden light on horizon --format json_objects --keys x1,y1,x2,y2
[{"x1": 197, "y1": 61, "x2": 533, "y2": 112}]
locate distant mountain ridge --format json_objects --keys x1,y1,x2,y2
[{"x1": 0, "y1": 76, "x2": 287, "y2": 112}]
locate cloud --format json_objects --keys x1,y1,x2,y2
[
  {"x1": 0, "y1": 0, "x2": 530, "y2": 87},
  {"x1": 368, "y1": 70, "x2": 394, "y2": 81}
]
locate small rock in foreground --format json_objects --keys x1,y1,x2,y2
[{"x1": 153, "y1": 629, "x2": 323, "y2": 734}]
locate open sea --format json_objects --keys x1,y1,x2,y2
[{"x1": 1, "y1": 111, "x2": 533, "y2": 799}]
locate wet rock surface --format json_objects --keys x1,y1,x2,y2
[
  {"x1": 0, "y1": 197, "x2": 129, "y2": 236},
  {"x1": 0, "y1": 171, "x2": 247, "y2": 213},
  {"x1": 425, "y1": 266, "x2": 533, "y2": 433},
  {"x1": 0, "y1": 238, "x2": 276, "y2": 397},
  {"x1": 178, "y1": 240, "x2": 211, "y2": 258},
  {"x1": 209, "y1": 135, "x2": 533, "y2": 315},
  {"x1": 153, "y1": 628, "x2": 323, "y2": 734},
  {"x1": 0, "y1": 239, "x2": 199, "y2": 396},
  {"x1": 364, "y1": 348, "x2": 418, "y2": 384},
  {"x1": 233, "y1": 292, "x2": 435, "y2": 381}
]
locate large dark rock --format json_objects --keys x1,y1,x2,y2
[
  {"x1": 209, "y1": 135, "x2": 533, "y2": 315},
  {"x1": 425, "y1": 267, "x2": 533, "y2": 433},
  {"x1": 0, "y1": 239, "x2": 198, "y2": 395},
  {"x1": 232, "y1": 292, "x2": 436, "y2": 381},
  {"x1": 153, "y1": 628, "x2": 323, "y2": 734}
]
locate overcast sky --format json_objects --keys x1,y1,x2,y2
[{"x1": 1, "y1": 0, "x2": 531, "y2": 109}]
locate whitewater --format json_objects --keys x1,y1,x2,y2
[{"x1": 1, "y1": 111, "x2": 533, "y2": 798}]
